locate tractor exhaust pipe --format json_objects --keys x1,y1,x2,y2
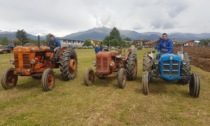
[{"x1": 38, "y1": 35, "x2": 40, "y2": 48}]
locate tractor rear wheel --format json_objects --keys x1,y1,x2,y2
[
  {"x1": 189, "y1": 73, "x2": 200, "y2": 98},
  {"x1": 142, "y1": 71, "x2": 149, "y2": 95},
  {"x1": 1, "y1": 68, "x2": 18, "y2": 90},
  {"x1": 60, "y1": 48, "x2": 78, "y2": 81},
  {"x1": 126, "y1": 54, "x2": 137, "y2": 81},
  {"x1": 118, "y1": 68, "x2": 127, "y2": 89},
  {"x1": 84, "y1": 68, "x2": 95, "y2": 86},
  {"x1": 143, "y1": 54, "x2": 153, "y2": 72},
  {"x1": 42, "y1": 68, "x2": 55, "y2": 91},
  {"x1": 179, "y1": 53, "x2": 191, "y2": 85}
]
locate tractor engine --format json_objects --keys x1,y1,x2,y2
[
  {"x1": 95, "y1": 52, "x2": 121, "y2": 76},
  {"x1": 12, "y1": 46, "x2": 52, "y2": 76},
  {"x1": 159, "y1": 54, "x2": 181, "y2": 81}
]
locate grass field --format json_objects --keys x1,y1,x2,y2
[{"x1": 0, "y1": 49, "x2": 210, "y2": 126}]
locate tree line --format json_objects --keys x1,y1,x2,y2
[
  {"x1": 0, "y1": 29, "x2": 48, "y2": 46},
  {"x1": 199, "y1": 39, "x2": 210, "y2": 46},
  {"x1": 83, "y1": 27, "x2": 131, "y2": 47}
]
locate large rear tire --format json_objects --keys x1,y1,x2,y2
[
  {"x1": 84, "y1": 68, "x2": 95, "y2": 86},
  {"x1": 126, "y1": 54, "x2": 137, "y2": 81},
  {"x1": 1, "y1": 68, "x2": 18, "y2": 90},
  {"x1": 42, "y1": 68, "x2": 55, "y2": 91},
  {"x1": 142, "y1": 71, "x2": 149, "y2": 95},
  {"x1": 143, "y1": 54, "x2": 153, "y2": 72},
  {"x1": 60, "y1": 48, "x2": 78, "y2": 81},
  {"x1": 189, "y1": 73, "x2": 200, "y2": 98},
  {"x1": 118, "y1": 68, "x2": 127, "y2": 89}
]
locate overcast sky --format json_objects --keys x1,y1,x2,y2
[{"x1": 0, "y1": 0, "x2": 210, "y2": 36}]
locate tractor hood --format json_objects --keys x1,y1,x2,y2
[
  {"x1": 160, "y1": 54, "x2": 181, "y2": 81},
  {"x1": 95, "y1": 51, "x2": 118, "y2": 74},
  {"x1": 13, "y1": 46, "x2": 50, "y2": 53},
  {"x1": 96, "y1": 51, "x2": 118, "y2": 57}
]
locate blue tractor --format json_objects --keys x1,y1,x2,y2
[{"x1": 142, "y1": 47, "x2": 200, "y2": 98}]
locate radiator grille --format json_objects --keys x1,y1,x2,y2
[
  {"x1": 103, "y1": 57, "x2": 108, "y2": 70},
  {"x1": 96, "y1": 57, "x2": 108, "y2": 71},
  {"x1": 23, "y1": 54, "x2": 30, "y2": 69},
  {"x1": 163, "y1": 60, "x2": 179, "y2": 75},
  {"x1": 96, "y1": 57, "x2": 101, "y2": 69}
]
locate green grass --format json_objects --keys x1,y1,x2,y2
[{"x1": 0, "y1": 49, "x2": 210, "y2": 126}]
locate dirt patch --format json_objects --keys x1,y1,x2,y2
[{"x1": 175, "y1": 47, "x2": 210, "y2": 72}]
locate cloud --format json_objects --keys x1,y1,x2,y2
[
  {"x1": 167, "y1": 1, "x2": 188, "y2": 18},
  {"x1": 0, "y1": 0, "x2": 209, "y2": 36},
  {"x1": 150, "y1": 19, "x2": 177, "y2": 29}
]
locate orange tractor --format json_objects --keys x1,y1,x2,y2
[
  {"x1": 1, "y1": 36, "x2": 77, "y2": 91},
  {"x1": 84, "y1": 45, "x2": 137, "y2": 88}
]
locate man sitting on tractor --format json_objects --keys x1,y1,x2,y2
[
  {"x1": 94, "y1": 45, "x2": 101, "y2": 54},
  {"x1": 48, "y1": 35, "x2": 61, "y2": 61},
  {"x1": 156, "y1": 33, "x2": 173, "y2": 60}
]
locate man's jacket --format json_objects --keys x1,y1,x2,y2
[
  {"x1": 48, "y1": 39, "x2": 61, "y2": 51},
  {"x1": 157, "y1": 38, "x2": 173, "y2": 53}
]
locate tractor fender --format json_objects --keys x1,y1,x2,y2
[
  {"x1": 59, "y1": 47, "x2": 74, "y2": 57},
  {"x1": 147, "y1": 52, "x2": 154, "y2": 59}
]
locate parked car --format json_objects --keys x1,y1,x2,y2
[
  {"x1": 111, "y1": 46, "x2": 116, "y2": 50},
  {"x1": 88, "y1": 46, "x2": 94, "y2": 49},
  {"x1": 0, "y1": 46, "x2": 12, "y2": 54},
  {"x1": 83, "y1": 46, "x2": 88, "y2": 49},
  {"x1": 137, "y1": 46, "x2": 143, "y2": 50}
]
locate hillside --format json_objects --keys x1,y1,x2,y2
[{"x1": 1, "y1": 28, "x2": 210, "y2": 41}]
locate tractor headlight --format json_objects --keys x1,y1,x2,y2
[
  {"x1": 182, "y1": 60, "x2": 186, "y2": 65},
  {"x1": 92, "y1": 61, "x2": 96, "y2": 66},
  {"x1": 30, "y1": 59, "x2": 36, "y2": 65},
  {"x1": 10, "y1": 60, "x2": 14, "y2": 64},
  {"x1": 110, "y1": 61, "x2": 115, "y2": 67},
  {"x1": 154, "y1": 60, "x2": 159, "y2": 65}
]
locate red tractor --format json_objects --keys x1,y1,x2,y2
[
  {"x1": 1, "y1": 36, "x2": 77, "y2": 91},
  {"x1": 84, "y1": 46, "x2": 137, "y2": 88}
]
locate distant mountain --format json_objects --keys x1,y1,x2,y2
[
  {"x1": 64, "y1": 27, "x2": 111, "y2": 40},
  {"x1": 169, "y1": 33, "x2": 210, "y2": 41},
  {"x1": 0, "y1": 31, "x2": 45, "y2": 41},
  {"x1": 1, "y1": 27, "x2": 210, "y2": 41},
  {"x1": 63, "y1": 27, "x2": 141, "y2": 40},
  {"x1": 63, "y1": 27, "x2": 210, "y2": 41}
]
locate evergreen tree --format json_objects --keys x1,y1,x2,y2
[{"x1": 16, "y1": 29, "x2": 28, "y2": 45}]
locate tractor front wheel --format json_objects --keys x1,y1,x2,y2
[
  {"x1": 1, "y1": 68, "x2": 18, "y2": 90},
  {"x1": 84, "y1": 68, "x2": 95, "y2": 86},
  {"x1": 142, "y1": 71, "x2": 149, "y2": 95},
  {"x1": 118, "y1": 68, "x2": 127, "y2": 89},
  {"x1": 42, "y1": 68, "x2": 55, "y2": 91},
  {"x1": 189, "y1": 73, "x2": 200, "y2": 98}
]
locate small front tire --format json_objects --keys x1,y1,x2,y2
[
  {"x1": 84, "y1": 68, "x2": 95, "y2": 86},
  {"x1": 1, "y1": 68, "x2": 18, "y2": 90},
  {"x1": 42, "y1": 68, "x2": 55, "y2": 91},
  {"x1": 189, "y1": 73, "x2": 200, "y2": 98},
  {"x1": 142, "y1": 71, "x2": 149, "y2": 95},
  {"x1": 118, "y1": 68, "x2": 127, "y2": 89}
]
